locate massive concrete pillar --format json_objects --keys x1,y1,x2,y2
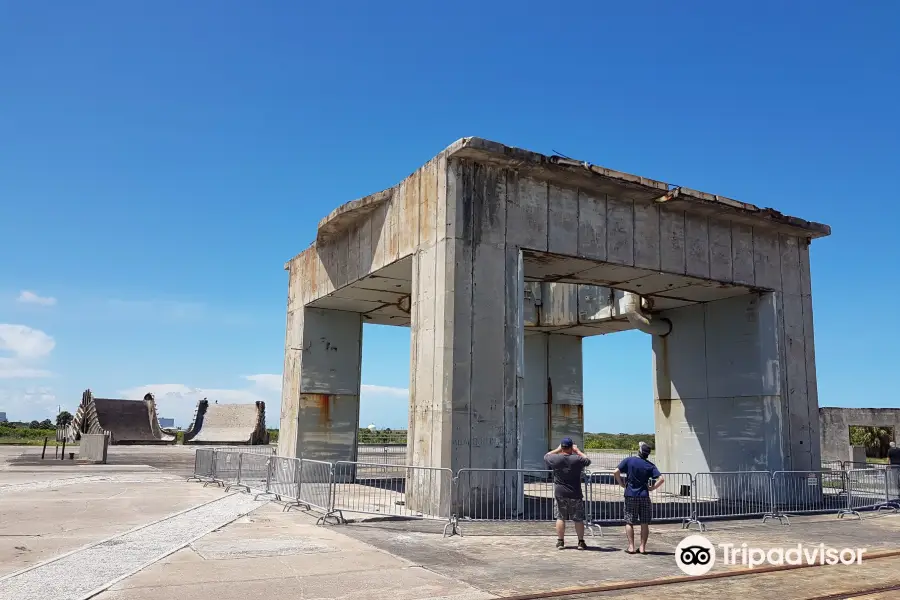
[
  {"x1": 653, "y1": 280, "x2": 821, "y2": 474},
  {"x1": 278, "y1": 306, "x2": 363, "y2": 464},
  {"x1": 406, "y1": 161, "x2": 524, "y2": 516},
  {"x1": 522, "y1": 333, "x2": 584, "y2": 470}
]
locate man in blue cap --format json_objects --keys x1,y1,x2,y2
[
  {"x1": 614, "y1": 441, "x2": 665, "y2": 554},
  {"x1": 544, "y1": 437, "x2": 591, "y2": 550}
]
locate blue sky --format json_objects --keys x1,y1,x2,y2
[{"x1": 1, "y1": 1, "x2": 898, "y2": 432}]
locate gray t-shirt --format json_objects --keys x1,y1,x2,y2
[{"x1": 544, "y1": 453, "x2": 591, "y2": 499}]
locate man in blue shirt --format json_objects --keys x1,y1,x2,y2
[
  {"x1": 614, "y1": 442, "x2": 665, "y2": 554},
  {"x1": 544, "y1": 437, "x2": 591, "y2": 550}
]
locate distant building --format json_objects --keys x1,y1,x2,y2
[
  {"x1": 158, "y1": 417, "x2": 175, "y2": 428},
  {"x1": 0, "y1": 412, "x2": 6, "y2": 423}
]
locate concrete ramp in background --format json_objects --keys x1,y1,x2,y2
[
  {"x1": 183, "y1": 400, "x2": 269, "y2": 445},
  {"x1": 68, "y1": 389, "x2": 176, "y2": 445}
]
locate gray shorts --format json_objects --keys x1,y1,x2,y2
[
  {"x1": 624, "y1": 496, "x2": 652, "y2": 525},
  {"x1": 555, "y1": 497, "x2": 585, "y2": 522}
]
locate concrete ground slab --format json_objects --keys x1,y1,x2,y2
[
  {"x1": 0, "y1": 470, "x2": 223, "y2": 575},
  {"x1": 102, "y1": 504, "x2": 494, "y2": 600},
  {"x1": 558, "y1": 555, "x2": 900, "y2": 599},
  {"x1": 335, "y1": 512, "x2": 900, "y2": 597}
]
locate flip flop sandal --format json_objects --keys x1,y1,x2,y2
[{"x1": 624, "y1": 549, "x2": 637, "y2": 554}]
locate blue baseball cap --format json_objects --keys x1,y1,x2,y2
[{"x1": 560, "y1": 437, "x2": 574, "y2": 448}]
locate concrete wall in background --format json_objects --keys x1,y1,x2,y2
[
  {"x1": 521, "y1": 333, "x2": 584, "y2": 471},
  {"x1": 820, "y1": 407, "x2": 900, "y2": 461},
  {"x1": 278, "y1": 307, "x2": 362, "y2": 463},
  {"x1": 80, "y1": 434, "x2": 109, "y2": 463}
]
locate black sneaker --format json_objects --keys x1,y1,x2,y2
[
  {"x1": 556, "y1": 539, "x2": 565, "y2": 550},
  {"x1": 577, "y1": 540, "x2": 588, "y2": 550}
]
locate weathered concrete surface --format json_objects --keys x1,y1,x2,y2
[
  {"x1": 79, "y1": 433, "x2": 108, "y2": 463},
  {"x1": 95, "y1": 504, "x2": 493, "y2": 600},
  {"x1": 820, "y1": 407, "x2": 900, "y2": 462},
  {"x1": 0, "y1": 465, "x2": 221, "y2": 576},
  {"x1": 280, "y1": 137, "x2": 831, "y2": 505},
  {"x1": 325, "y1": 511, "x2": 900, "y2": 598},
  {"x1": 184, "y1": 401, "x2": 269, "y2": 445},
  {"x1": 68, "y1": 390, "x2": 176, "y2": 445},
  {"x1": 278, "y1": 307, "x2": 362, "y2": 462}
]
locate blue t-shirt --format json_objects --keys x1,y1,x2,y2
[{"x1": 616, "y1": 456, "x2": 661, "y2": 498}]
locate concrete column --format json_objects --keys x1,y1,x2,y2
[
  {"x1": 522, "y1": 334, "x2": 549, "y2": 471},
  {"x1": 406, "y1": 159, "x2": 524, "y2": 517},
  {"x1": 522, "y1": 333, "x2": 584, "y2": 471},
  {"x1": 278, "y1": 306, "x2": 363, "y2": 465},
  {"x1": 653, "y1": 291, "x2": 820, "y2": 475},
  {"x1": 547, "y1": 334, "x2": 584, "y2": 450}
]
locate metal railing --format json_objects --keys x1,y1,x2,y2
[
  {"x1": 188, "y1": 450, "x2": 900, "y2": 536},
  {"x1": 187, "y1": 448, "x2": 216, "y2": 482},
  {"x1": 766, "y1": 470, "x2": 855, "y2": 523},
  {"x1": 331, "y1": 461, "x2": 453, "y2": 523},
  {"x1": 691, "y1": 471, "x2": 773, "y2": 523},
  {"x1": 212, "y1": 445, "x2": 275, "y2": 455},
  {"x1": 233, "y1": 452, "x2": 271, "y2": 495},
  {"x1": 455, "y1": 468, "x2": 557, "y2": 522}
]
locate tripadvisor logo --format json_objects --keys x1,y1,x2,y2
[
  {"x1": 675, "y1": 534, "x2": 867, "y2": 575},
  {"x1": 675, "y1": 535, "x2": 715, "y2": 576}
]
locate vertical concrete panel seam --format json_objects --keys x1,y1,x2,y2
[
  {"x1": 545, "y1": 179, "x2": 550, "y2": 253},
  {"x1": 751, "y1": 227, "x2": 758, "y2": 288},
  {"x1": 466, "y1": 167, "x2": 476, "y2": 471}
]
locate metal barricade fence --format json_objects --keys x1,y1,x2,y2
[
  {"x1": 584, "y1": 470, "x2": 620, "y2": 523},
  {"x1": 268, "y1": 455, "x2": 302, "y2": 502},
  {"x1": 235, "y1": 452, "x2": 271, "y2": 495},
  {"x1": 846, "y1": 468, "x2": 897, "y2": 514},
  {"x1": 213, "y1": 445, "x2": 275, "y2": 455},
  {"x1": 648, "y1": 472, "x2": 694, "y2": 523},
  {"x1": 188, "y1": 448, "x2": 216, "y2": 482},
  {"x1": 821, "y1": 460, "x2": 843, "y2": 472},
  {"x1": 583, "y1": 471, "x2": 691, "y2": 525},
  {"x1": 455, "y1": 468, "x2": 557, "y2": 522},
  {"x1": 769, "y1": 470, "x2": 852, "y2": 521},
  {"x1": 213, "y1": 450, "x2": 242, "y2": 488},
  {"x1": 331, "y1": 461, "x2": 453, "y2": 523},
  {"x1": 297, "y1": 459, "x2": 337, "y2": 523},
  {"x1": 886, "y1": 466, "x2": 900, "y2": 508},
  {"x1": 691, "y1": 472, "x2": 773, "y2": 528}
]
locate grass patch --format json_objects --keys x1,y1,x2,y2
[{"x1": 583, "y1": 433, "x2": 654, "y2": 451}]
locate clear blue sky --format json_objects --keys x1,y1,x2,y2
[{"x1": 1, "y1": 1, "x2": 898, "y2": 431}]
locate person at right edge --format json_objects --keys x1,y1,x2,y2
[{"x1": 614, "y1": 442, "x2": 665, "y2": 555}]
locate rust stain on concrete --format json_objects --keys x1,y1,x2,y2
[{"x1": 309, "y1": 394, "x2": 332, "y2": 426}]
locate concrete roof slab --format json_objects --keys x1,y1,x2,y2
[
  {"x1": 354, "y1": 276, "x2": 412, "y2": 294},
  {"x1": 307, "y1": 296, "x2": 386, "y2": 313},
  {"x1": 522, "y1": 252, "x2": 603, "y2": 281},
  {"x1": 565, "y1": 263, "x2": 652, "y2": 286},
  {"x1": 332, "y1": 286, "x2": 408, "y2": 304},
  {"x1": 615, "y1": 272, "x2": 701, "y2": 295},
  {"x1": 655, "y1": 282, "x2": 752, "y2": 303},
  {"x1": 374, "y1": 257, "x2": 413, "y2": 281}
]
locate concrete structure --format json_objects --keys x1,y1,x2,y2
[
  {"x1": 820, "y1": 407, "x2": 900, "y2": 461},
  {"x1": 158, "y1": 417, "x2": 175, "y2": 429},
  {"x1": 849, "y1": 445, "x2": 867, "y2": 465},
  {"x1": 279, "y1": 137, "x2": 830, "y2": 512},
  {"x1": 68, "y1": 389, "x2": 176, "y2": 445},
  {"x1": 79, "y1": 433, "x2": 109, "y2": 463},
  {"x1": 183, "y1": 400, "x2": 270, "y2": 445}
]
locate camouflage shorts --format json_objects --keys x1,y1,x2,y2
[{"x1": 555, "y1": 497, "x2": 585, "y2": 522}]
